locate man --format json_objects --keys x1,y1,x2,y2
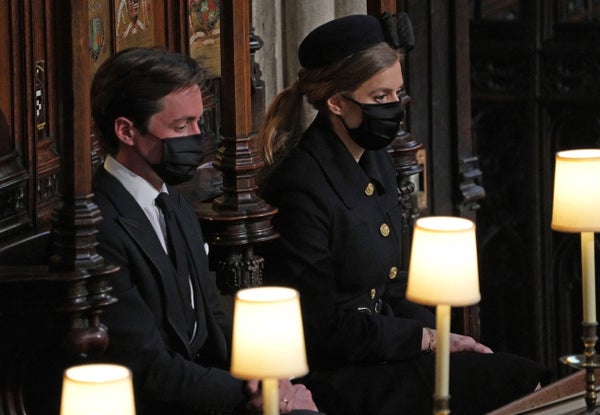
[{"x1": 91, "y1": 47, "x2": 318, "y2": 415}]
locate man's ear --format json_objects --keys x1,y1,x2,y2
[
  {"x1": 327, "y1": 94, "x2": 346, "y2": 116},
  {"x1": 114, "y1": 117, "x2": 136, "y2": 146}
]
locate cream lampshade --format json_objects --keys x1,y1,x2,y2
[
  {"x1": 406, "y1": 216, "x2": 480, "y2": 306},
  {"x1": 551, "y1": 149, "x2": 600, "y2": 233},
  {"x1": 406, "y1": 216, "x2": 481, "y2": 415},
  {"x1": 231, "y1": 286, "x2": 308, "y2": 415},
  {"x1": 60, "y1": 363, "x2": 135, "y2": 415}
]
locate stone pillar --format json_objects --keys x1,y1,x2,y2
[
  {"x1": 252, "y1": 1, "x2": 367, "y2": 112},
  {"x1": 251, "y1": 0, "x2": 283, "y2": 108}
]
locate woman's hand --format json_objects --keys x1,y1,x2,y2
[
  {"x1": 245, "y1": 379, "x2": 319, "y2": 413},
  {"x1": 278, "y1": 379, "x2": 319, "y2": 413},
  {"x1": 422, "y1": 328, "x2": 493, "y2": 354}
]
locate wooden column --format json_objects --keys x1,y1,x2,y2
[
  {"x1": 48, "y1": 0, "x2": 118, "y2": 356},
  {"x1": 196, "y1": 0, "x2": 279, "y2": 295},
  {"x1": 366, "y1": 0, "x2": 396, "y2": 14},
  {"x1": 450, "y1": 0, "x2": 484, "y2": 339}
]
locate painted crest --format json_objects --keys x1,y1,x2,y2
[
  {"x1": 190, "y1": 0, "x2": 220, "y2": 34},
  {"x1": 89, "y1": 16, "x2": 105, "y2": 62}
]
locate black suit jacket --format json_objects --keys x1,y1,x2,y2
[{"x1": 93, "y1": 167, "x2": 244, "y2": 415}]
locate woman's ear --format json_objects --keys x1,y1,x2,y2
[
  {"x1": 327, "y1": 94, "x2": 346, "y2": 116},
  {"x1": 114, "y1": 116, "x2": 136, "y2": 146}
]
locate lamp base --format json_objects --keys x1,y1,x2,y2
[
  {"x1": 560, "y1": 353, "x2": 599, "y2": 413},
  {"x1": 434, "y1": 394, "x2": 450, "y2": 415},
  {"x1": 560, "y1": 354, "x2": 600, "y2": 370},
  {"x1": 573, "y1": 407, "x2": 600, "y2": 415}
]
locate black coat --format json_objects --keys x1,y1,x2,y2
[
  {"x1": 260, "y1": 114, "x2": 546, "y2": 415},
  {"x1": 261, "y1": 114, "x2": 423, "y2": 368},
  {"x1": 93, "y1": 167, "x2": 244, "y2": 415}
]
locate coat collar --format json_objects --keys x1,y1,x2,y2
[{"x1": 299, "y1": 113, "x2": 393, "y2": 209}]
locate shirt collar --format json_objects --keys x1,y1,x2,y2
[{"x1": 104, "y1": 155, "x2": 168, "y2": 209}]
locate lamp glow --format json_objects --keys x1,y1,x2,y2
[
  {"x1": 551, "y1": 149, "x2": 600, "y2": 233},
  {"x1": 60, "y1": 364, "x2": 135, "y2": 415},
  {"x1": 406, "y1": 216, "x2": 481, "y2": 415},
  {"x1": 231, "y1": 286, "x2": 308, "y2": 415}
]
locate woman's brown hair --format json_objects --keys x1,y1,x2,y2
[{"x1": 255, "y1": 42, "x2": 401, "y2": 173}]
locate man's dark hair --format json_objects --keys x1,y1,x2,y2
[{"x1": 91, "y1": 47, "x2": 206, "y2": 155}]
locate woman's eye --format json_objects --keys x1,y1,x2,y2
[{"x1": 374, "y1": 94, "x2": 386, "y2": 102}]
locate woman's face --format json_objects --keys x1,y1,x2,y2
[{"x1": 342, "y1": 60, "x2": 404, "y2": 129}]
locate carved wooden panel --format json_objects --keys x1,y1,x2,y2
[
  {"x1": 0, "y1": 2, "x2": 61, "y2": 241},
  {"x1": 470, "y1": 0, "x2": 600, "y2": 378}
]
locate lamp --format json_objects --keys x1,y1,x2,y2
[
  {"x1": 551, "y1": 148, "x2": 600, "y2": 413},
  {"x1": 406, "y1": 216, "x2": 481, "y2": 415},
  {"x1": 60, "y1": 363, "x2": 135, "y2": 415},
  {"x1": 230, "y1": 286, "x2": 309, "y2": 415}
]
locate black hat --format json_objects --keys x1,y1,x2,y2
[{"x1": 298, "y1": 13, "x2": 414, "y2": 69}]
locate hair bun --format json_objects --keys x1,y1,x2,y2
[{"x1": 379, "y1": 12, "x2": 415, "y2": 52}]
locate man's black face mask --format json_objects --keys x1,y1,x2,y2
[{"x1": 150, "y1": 133, "x2": 205, "y2": 185}]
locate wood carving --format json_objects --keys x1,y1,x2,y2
[{"x1": 195, "y1": 1, "x2": 278, "y2": 295}]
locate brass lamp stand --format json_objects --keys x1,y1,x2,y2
[{"x1": 559, "y1": 313, "x2": 600, "y2": 413}]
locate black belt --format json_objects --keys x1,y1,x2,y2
[{"x1": 357, "y1": 298, "x2": 383, "y2": 315}]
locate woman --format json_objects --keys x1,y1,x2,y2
[{"x1": 256, "y1": 13, "x2": 546, "y2": 415}]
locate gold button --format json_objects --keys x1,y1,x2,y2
[
  {"x1": 388, "y1": 266, "x2": 398, "y2": 280},
  {"x1": 364, "y1": 182, "x2": 375, "y2": 196},
  {"x1": 370, "y1": 288, "x2": 376, "y2": 299},
  {"x1": 380, "y1": 223, "x2": 390, "y2": 237}
]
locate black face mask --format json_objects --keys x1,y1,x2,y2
[
  {"x1": 341, "y1": 96, "x2": 405, "y2": 150},
  {"x1": 149, "y1": 133, "x2": 205, "y2": 185}
]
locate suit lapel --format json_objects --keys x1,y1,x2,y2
[
  {"x1": 167, "y1": 190, "x2": 228, "y2": 362},
  {"x1": 95, "y1": 168, "x2": 193, "y2": 352}
]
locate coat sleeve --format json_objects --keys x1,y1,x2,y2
[{"x1": 262, "y1": 176, "x2": 424, "y2": 368}]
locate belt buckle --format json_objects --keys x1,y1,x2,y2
[
  {"x1": 357, "y1": 306, "x2": 373, "y2": 315},
  {"x1": 374, "y1": 298, "x2": 382, "y2": 314},
  {"x1": 357, "y1": 299, "x2": 383, "y2": 315}
]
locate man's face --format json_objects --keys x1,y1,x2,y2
[{"x1": 137, "y1": 85, "x2": 204, "y2": 165}]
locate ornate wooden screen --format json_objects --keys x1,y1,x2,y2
[{"x1": 471, "y1": 0, "x2": 600, "y2": 377}]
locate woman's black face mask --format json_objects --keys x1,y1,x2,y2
[
  {"x1": 341, "y1": 95, "x2": 405, "y2": 151},
  {"x1": 149, "y1": 133, "x2": 205, "y2": 185}
]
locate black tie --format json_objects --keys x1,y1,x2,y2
[{"x1": 155, "y1": 192, "x2": 196, "y2": 340}]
